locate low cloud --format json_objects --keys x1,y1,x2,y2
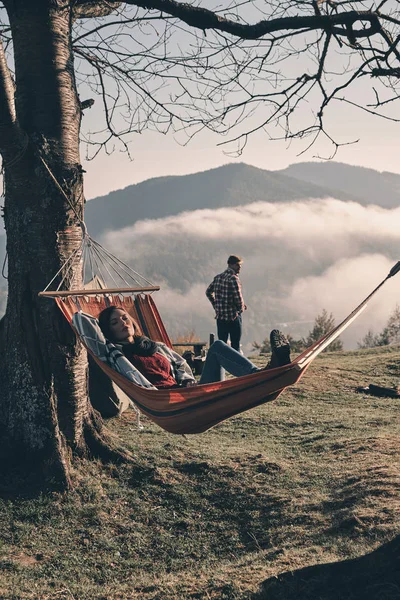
[
  {"x1": 106, "y1": 198, "x2": 400, "y2": 253},
  {"x1": 102, "y1": 199, "x2": 400, "y2": 350}
]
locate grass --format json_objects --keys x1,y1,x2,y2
[{"x1": 1, "y1": 345, "x2": 400, "y2": 599}]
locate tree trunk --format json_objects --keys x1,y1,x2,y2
[{"x1": 0, "y1": 0, "x2": 130, "y2": 489}]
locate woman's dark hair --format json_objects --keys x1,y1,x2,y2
[{"x1": 98, "y1": 305, "x2": 142, "y2": 341}]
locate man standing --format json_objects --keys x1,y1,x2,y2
[{"x1": 206, "y1": 255, "x2": 246, "y2": 352}]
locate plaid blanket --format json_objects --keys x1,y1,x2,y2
[{"x1": 72, "y1": 311, "x2": 156, "y2": 389}]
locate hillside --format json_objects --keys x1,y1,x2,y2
[
  {"x1": 280, "y1": 161, "x2": 400, "y2": 208},
  {"x1": 1, "y1": 345, "x2": 399, "y2": 599},
  {"x1": 84, "y1": 162, "x2": 358, "y2": 237}
]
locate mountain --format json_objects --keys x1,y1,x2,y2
[
  {"x1": 279, "y1": 162, "x2": 400, "y2": 209},
  {"x1": 85, "y1": 162, "x2": 359, "y2": 237}
]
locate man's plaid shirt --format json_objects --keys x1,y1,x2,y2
[{"x1": 206, "y1": 268, "x2": 245, "y2": 321}]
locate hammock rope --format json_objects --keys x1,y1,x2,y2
[
  {"x1": 33, "y1": 153, "x2": 158, "y2": 298},
  {"x1": 39, "y1": 225, "x2": 160, "y2": 298},
  {"x1": 296, "y1": 261, "x2": 400, "y2": 369}
]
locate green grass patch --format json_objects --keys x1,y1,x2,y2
[{"x1": 1, "y1": 345, "x2": 400, "y2": 599}]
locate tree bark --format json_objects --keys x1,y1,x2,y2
[{"x1": 0, "y1": 0, "x2": 130, "y2": 489}]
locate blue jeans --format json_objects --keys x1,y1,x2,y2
[
  {"x1": 217, "y1": 314, "x2": 242, "y2": 352},
  {"x1": 199, "y1": 340, "x2": 259, "y2": 384}
]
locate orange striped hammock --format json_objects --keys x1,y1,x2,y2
[{"x1": 55, "y1": 263, "x2": 399, "y2": 435}]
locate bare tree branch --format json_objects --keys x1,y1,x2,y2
[
  {"x1": 73, "y1": 14, "x2": 166, "y2": 43},
  {"x1": 372, "y1": 67, "x2": 400, "y2": 76},
  {"x1": 67, "y1": 0, "x2": 400, "y2": 160},
  {"x1": 73, "y1": 0, "x2": 122, "y2": 20},
  {"x1": 122, "y1": 0, "x2": 381, "y2": 41}
]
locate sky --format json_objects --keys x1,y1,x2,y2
[
  {"x1": 3, "y1": 2, "x2": 398, "y2": 200},
  {"x1": 76, "y1": 8, "x2": 400, "y2": 201},
  {"x1": 1, "y1": 0, "x2": 399, "y2": 200},
  {"x1": 82, "y1": 100, "x2": 400, "y2": 200}
]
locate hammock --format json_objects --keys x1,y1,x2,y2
[
  {"x1": 39, "y1": 219, "x2": 400, "y2": 434},
  {"x1": 49, "y1": 263, "x2": 399, "y2": 434}
]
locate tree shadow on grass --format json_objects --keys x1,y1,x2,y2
[
  {"x1": 252, "y1": 535, "x2": 400, "y2": 600},
  {"x1": 0, "y1": 454, "x2": 69, "y2": 499}
]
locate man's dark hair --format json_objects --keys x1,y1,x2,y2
[{"x1": 227, "y1": 255, "x2": 242, "y2": 265}]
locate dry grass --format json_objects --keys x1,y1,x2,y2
[{"x1": 0, "y1": 345, "x2": 399, "y2": 599}]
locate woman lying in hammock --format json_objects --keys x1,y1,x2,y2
[{"x1": 98, "y1": 306, "x2": 291, "y2": 389}]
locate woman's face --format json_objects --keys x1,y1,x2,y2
[{"x1": 108, "y1": 309, "x2": 135, "y2": 343}]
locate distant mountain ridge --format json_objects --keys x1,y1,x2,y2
[
  {"x1": 85, "y1": 162, "x2": 400, "y2": 237},
  {"x1": 85, "y1": 162, "x2": 360, "y2": 237},
  {"x1": 279, "y1": 162, "x2": 400, "y2": 209}
]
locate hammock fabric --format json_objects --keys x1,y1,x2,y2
[{"x1": 54, "y1": 272, "x2": 391, "y2": 435}]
